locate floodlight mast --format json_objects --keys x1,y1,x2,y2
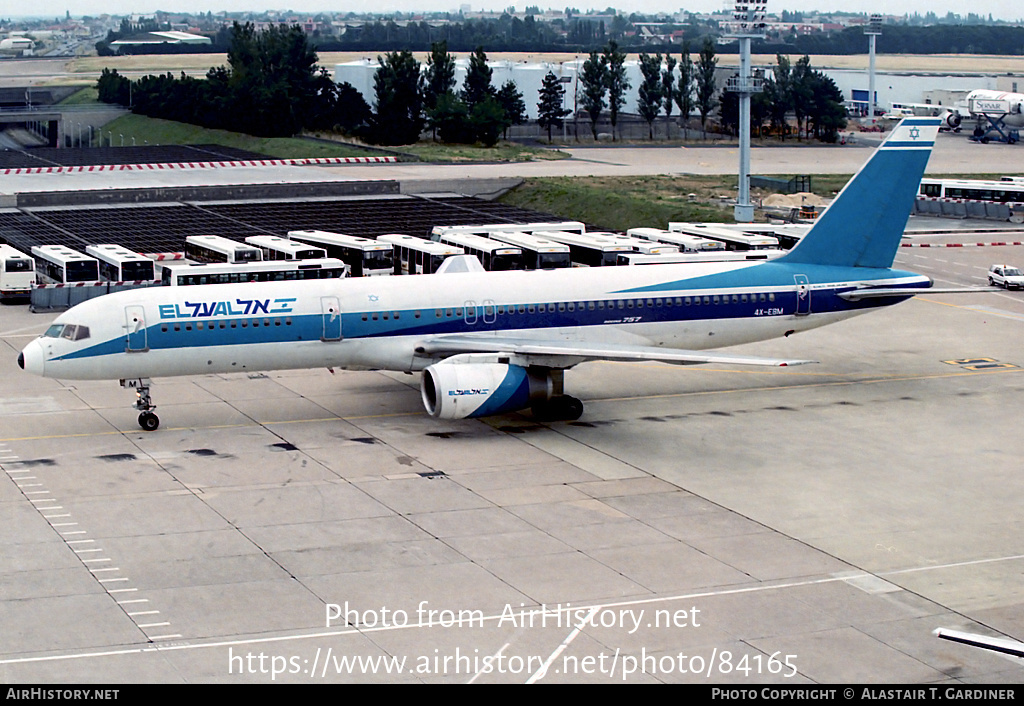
[
  {"x1": 865, "y1": 14, "x2": 883, "y2": 122},
  {"x1": 725, "y1": 1, "x2": 767, "y2": 223}
]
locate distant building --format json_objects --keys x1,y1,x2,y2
[{"x1": 109, "y1": 30, "x2": 211, "y2": 49}]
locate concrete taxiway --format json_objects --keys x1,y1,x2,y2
[
  {"x1": 1, "y1": 130, "x2": 1023, "y2": 682},
  {"x1": 1, "y1": 236, "x2": 1023, "y2": 683}
]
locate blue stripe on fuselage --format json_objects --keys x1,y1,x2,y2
[{"x1": 50, "y1": 269, "x2": 926, "y2": 363}]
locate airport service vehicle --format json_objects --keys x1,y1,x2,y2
[
  {"x1": 667, "y1": 223, "x2": 779, "y2": 251},
  {"x1": 244, "y1": 235, "x2": 326, "y2": 261},
  {"x1": 988, "y1": 264, "x2": 1024, "y2": 290},
  {"x1": 627, "y1": 228, "x2": 726, "y2": 253},
  {"x1": 0, "y1": 244, "x2": 35, "y2": 298},
  {"x1": 31, "y1": 245, "x2": 99, "y2": 284},
  {"x1": 159, "y1": 259, "x2": 348, "y2": 286},
  {"x1": 286, "y1": 230, "x2": 393, "y2": 277},
  {"x1": 532, "y1": 230, "x2": 634, "y2": 267},
  {"x1": 484, "y1": 231, "x2": 571, "y2": 270},
  {"x1": 184, "y1": 235, "x2": 262, "y2": 264},
  {"x1": 431, "y1": 231, "x2": 524, "y2": 271},
  {"x1": 939, "y1": 89, "x2": 1024, "y2": 144},
  {"x1": 919, "y1": 178, "x2": 1024, "y2": 204},
  {"x1": 21, "y1": 118, "x2": 991, "y2": 431},
  {"x1": 86, "y1": 244, "x2": 156, "y2": 282},
  {"x1": 376, "y1": 234, "x2": 463, "y2": 275}
]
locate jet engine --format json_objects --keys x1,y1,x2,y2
[
  {"x1": 421, "y1": 362, "x2": 552, "y2": 419},
  {"x1": 939, "y1": 109, "x2": 961, "y2": 130}
]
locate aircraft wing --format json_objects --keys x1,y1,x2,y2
[{"x1": 415, "y1": 335, "x2": 816, "y2": 368}]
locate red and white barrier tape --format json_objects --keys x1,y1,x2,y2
[{"x1": 1, "y1": 156, "x2": 396, "y2": 176}]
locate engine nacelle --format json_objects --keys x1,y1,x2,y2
[
  {"x1": 421, "y1": 362, "x2": 551, "y2": 419},
  {"x1": 939, "y1": 110, "x2": 962, "y2": 129}
]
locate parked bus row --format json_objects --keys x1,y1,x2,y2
[{"x1": 2, "y1": 218, "x2": 802, "y2": 298}]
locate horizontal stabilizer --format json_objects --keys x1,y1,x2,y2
[
  {"x1": 839, "y1": 287, "x2": 998, "y2": 301},
  {"x1": 934, "y1": 628, "x2": 1024, "y2": 660}
]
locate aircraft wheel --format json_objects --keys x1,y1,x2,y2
[
  {"x1": 533, "y1": 395, "x2": 584, "y2": 422},
  {"x1": 138, "y1": 412, "x2": 160, "y2": 431}
]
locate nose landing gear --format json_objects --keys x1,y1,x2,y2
[{"x1": 121, "y1": 378, "x2": 159, "y2": 431}]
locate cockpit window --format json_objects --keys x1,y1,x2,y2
[{"x1": 45, "y1": 324, "x2": 90, "y2": 341}]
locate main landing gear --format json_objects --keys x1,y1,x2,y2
[
  {"x1": 532, "y1": 395, "x2": 584, "y2": 422},
  {"x1": 121, "y1": 378, "x2": 159, "y2": 431}
]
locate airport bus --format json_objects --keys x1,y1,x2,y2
[
  {"x1": 484, "y1": 231, "x2": 571, "y2": 270},
  {"x1": 616, "y1": 250, "x2": 785, "y2": 266},
  {"x1": 430, "y1": 221, "x2": 586, "y2": 240},
  {"x1": 31, "y1": 245, "x2": 100, "y2": 284},
  {"x1": 85, "y1": 244, "x2": 156, "y2": 282},
  {"x1": 286, "y1": 230, "x2": 394, "y2": 277},
  {"x1": 627, "y1": 227, "x2": 727, "y2": 253},
  {"x1": 183, "y1": 235, "x2": 263, "y2": 264},
  {"x1": 159, "y1": 258, "x2": 348, "y2": 286},
  {"x1": 244, "y1": 235, "x2": 327, "y2": 261},
  {"x1": 593, "y1": 232, "x2": 680, "y2": 256},
  {"x1": 918, "y1": 178, "x2": 1024, "y2": 204},
  {"x1": 0, "y1": 244, "x2": 35, "y2": 298},
  {"x1": 532, "y1": 230, "x2": 634, "y2": 267},
  {"x1": 667, "y1": 223, "x2": 779, "y2": 251},
  {"x1": 376, "y1": 234, "x2": 463, "y2": 275},
  {"x1": 431, "y1": 231, "x2": 524, "y2": 271}
]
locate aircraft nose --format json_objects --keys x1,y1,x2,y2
[{"x1": 18, "y1": 340, "x2": 45, "y2": 376}]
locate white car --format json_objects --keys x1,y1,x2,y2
[{"x1": 988, "y1": 264, "x2": 1024, "y2": 290}]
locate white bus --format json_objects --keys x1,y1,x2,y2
[
  {"x1": 159, "y1": 258, "x2": 348, "y2": 286},
  {"x1": 617, "y1": 250, "x2": 785, "y2": 266},
  {"x1": 532, "y1": 230, "x2": 634, "y2": 267},
  {"x1": 431, "y1": 221, "x2": 586, "y2": 239},
  {"x1": 376, "y1": 233, "x2": 463, "y2": 275},
  {"x1": 667, "y1": 223, "x2": 779, "y2": 251},
  {"x1": 0, "y1": 244, "x2": 35, "y2": 298},
  {"x1": 627, "y1": 227, "x2": 726, "y2": 253},
  {"x1": 85, "y1": 244, "x2": 156, "y2": 282},
  {"x1": 286, "y1": 230, "x2": 394, "y2": 277},
  {"x1": 431, "y1": 231, "x2": 524, "y2": 271},
  {"x1": 184, "y1": 235, "x2": 263, "y2": 264},
  {"x1": 31, "y1": 245, "x2": 100, "y2": 284},
  {"x1": 244, "y1": 235, "x2": 326, "y2": 261},
  {"x1": 919, "y1": 178, "x2": 1024, "y2": 204},
  {"x1": 591, "y1": 232, "x2": 680, "y2": 256},
  {"x1": 485, "y1": 231, "x2": 571, "y2": 270}
]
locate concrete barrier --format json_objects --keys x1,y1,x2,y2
[{"x1": 30, "y1": 280, "x2": 162, "y2": 313}]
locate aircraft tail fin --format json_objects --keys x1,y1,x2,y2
[{"x1": 778, "y1": 118, "x2": 941, "y2": 269}]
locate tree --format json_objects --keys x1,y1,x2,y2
[
  {"x1": 603, "y1": 39, "x2": 629, "y2": 141},
  {"x1": 421, "y1": 40, "x2": 456, "y2": 112},
  {"x1": 461, "y1": 46, "x2": 495, "y2": 111},
  {"x1": 496, "y1": 80, "x2": 527, "y2": 139},
  {"x1": 225, "y1": 22, "x2": 321, "y2": 137},
  {"x1": 537, "y1": 71, "x2": 571, "y2": 142},
  {"x1": 805, "y1": 71, "x2": 847, "y2": 143},
  {"x1": 764, "y1": 54, "x2": 793, "y2": 140},
  {"x1": 579, "y1": 50, "x2": 608, "y2": 141},
  {"x1": 790, "y1": 55, "x2": 813, "y2": 140},
  {"x1": 661, "y1": 55, "x2": 676, "y2": 139},
  {"x1": 675, "y1": 43, "x2": 695, "y2": 139},
  {"x1": 469, "y1": 95, "x2": 509, "y2": 147},
  {"x1": 637, "y1": 52, "x2": 663, "y2": 140},
  {"x1": 694, "y1": 37, "x2": 718, "y2": 139},
  {"x1": 371, "y1": 50, "x2": 424, "y2": 146}
]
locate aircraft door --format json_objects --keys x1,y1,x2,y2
[
  {"x1": 125, "y1": 305, "x2": 148, "y2": 352},
  {"x1": 794, "y1": 275, "x2": 811, "y2": 316},
  {"x1": 321, "y1": 297, "x2": 342, "y2": 341},
  {"x1": 463, "y1": 300, "x2": 478, "y2": 325}
]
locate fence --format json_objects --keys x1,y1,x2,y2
[{"x1": 30, "y1": 280, "x2": 162, "y2": 313}]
